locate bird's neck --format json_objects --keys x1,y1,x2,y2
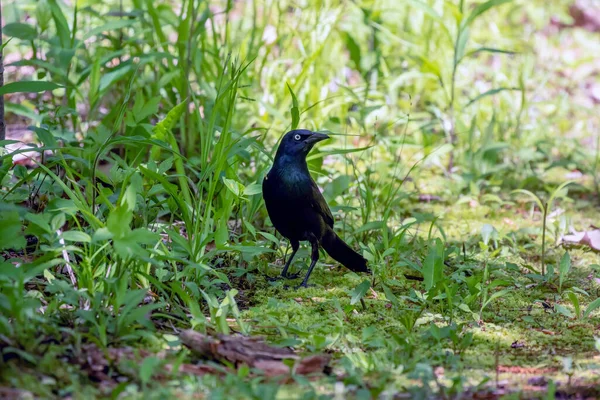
[{"x1": 272, "y1": 152, "x2": 309, "y2": 173}]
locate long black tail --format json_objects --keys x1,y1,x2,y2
[{"x1": 321, "y1": 229, "x2": 370, "y2": 273}]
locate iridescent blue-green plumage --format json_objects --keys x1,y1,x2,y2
[{"x1": 262, "y1": 129, "x2": 370, "y2": 287}]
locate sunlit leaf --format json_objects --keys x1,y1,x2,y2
[
  {"x1": 350, "y1": 280, "x2": 371, "y2": 305},
  {"x1": 0, "y1": 81, "x2": 62, "y2": 95}
]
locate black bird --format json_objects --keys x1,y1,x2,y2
[{"x1": 262, "y1": 129, "x2": 370, "y2": 287}]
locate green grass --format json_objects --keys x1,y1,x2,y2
[{"x1": 1, "y1": 0, "x2": 600, "y2": 398}]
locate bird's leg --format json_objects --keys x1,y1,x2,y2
[
  {"x1": 298, "y1": 234, "x2": 319, "y2": 288},
  {"x1": 281, "y1": 240, "x2": 302, "y2": 279}
]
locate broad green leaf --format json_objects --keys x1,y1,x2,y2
[
  {"x1": 350, "y1": 280, "x2": 371, "y2": 305},
  {"x1": 243, "y1": 183, "x2": 262, "y2": 196},
  {"x1": 106, "y1": 205, "x2": 133, "y2": 239},
  {"x1": 121, "y1": 185, "x2": 137, "y2": 212},
  {"x1": 223, "y1": 177, "x2": 242, "y2": 197},
  {"x1": 555, "y1": 304, "x2": 573, "y2": 318},
  {"x1": 99, "y1": 66, "x2": 133, "y2": 92},
  {"x1": 3, "y1": 23, "x2": 37, "y2": 40},
  {"x1": 25, "y1": 212, "x2": 52, "y2": 234},
  {"x1": 355, "y1": 221, "x2": 384, "y2": 234},
  {"x1": 0, "y1": 211, "x2": 26, "y2": 250},
  {"x1": 258, "y1": 231, "x2": 279, "y2": 245},
  {"x1": 0, "y1": 81, "x2": 62, "y2": 95},
  {"x1": 584, "y1": 298, "x2": 600, "y2": 318},
  {"x1": 565, "y1": 291, "x2": 581, "y2": 318},
  {"x1": 382, "y1": 284, "x2": 399, "y2": 307},
  {"x1": 558, "y1": 252, "x2": 571, "y2": 292},
  {"x1": 61, "y1": 231, "x2": 92, "y2": 243}
]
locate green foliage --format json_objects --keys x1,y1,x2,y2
[{"x1": 1, "y1": 0, "x2": 599, "y2": 397}]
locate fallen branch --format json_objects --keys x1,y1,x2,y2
[{"x1": 179, "y1": 330, "x2": 330, "y2": 377}]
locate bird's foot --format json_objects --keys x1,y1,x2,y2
[
  {"x1": 266, "y1": 275, "x2": 284, "y2": 282},
  {"x1": 265, "y1": 270, "x2": 303, "y2": 282},
  {"x1": 282, "y1": 271, "x2": 302, "y2": 279},
  {"x1": 295, "y1": 282, "x2": 315, "y2": 289}
]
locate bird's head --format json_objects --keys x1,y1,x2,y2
[{"x1": 277, "y1": 129, "x2": 330, "y2": 158}]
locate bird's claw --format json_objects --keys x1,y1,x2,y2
[
  {"x1": 282, "y1": 271, "x2": 302, "y2": 279},
  {"x1": 265, "y1": 271, "x2": 303, "y2": 282}
]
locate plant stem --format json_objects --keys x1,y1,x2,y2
[{"x1": 541, "y1": 201, "x2": 548, "y2": 276}]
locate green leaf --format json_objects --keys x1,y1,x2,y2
[
  {"x1": 466, "y1": 87, "x2": 521, "y2": 107},
  {"x1": 565, "y1": 291, "x2": 581, "y2": 319},
  {"x1": 81, "y1": 19, "x2": 137, "y2": 42},
  {"x1": 3, "y1": 23, "x2": 37, "y2": 40},
  {"x1": 324, "y1": 175, "x2": 352, "y2": 199},
  {"x1": 355, "y1": 221, "x2": 384, "y2": 234},
  {"x1": 423, "y1": 238, "x2": 444, "y2": 291},
  {"x1": 243, "y1": 183, "x2": 262, "y2": 196},
  {"x1": 139, "y1": 356, "x2": 162, "y2": 386},
  {"x1": 381, "y1": 284, "x2": 399, "y2": 307},
  {"x1": 258, "y1": 231, "x2": 279, "y2": 245},
  {"x1": 345, "y1": 34, "x2": 362, "y2": 72},
  {"x1": 555, "y1": 304, "x2": 573, "y2": 318},
  {"x1": 465, "y1": 47, "x2": 517, "y2": 58},
  {"x1": 584, "y1": 297, "x2": 600, "y2": 318},
  {"x1": 0, "y1": 211, "x2": 26, "y2": 250},
  {"x1": 287, "y1": 83, "x2": 300, "y2": 130},
  {"x1": 121, "y1": 185, "x2": 137, "y2": 212},
  {"x1": 223, "y1": 177, "x2": 243, "y2": 197},
  {"x1": 25, "y1": 212, "x2": 52, "y2": 234},
  {"x1": 463, "y1": 0, "x2": 513, "y2": 28},
  {"x1": 558, "y1": 252, "x2": 571, "y2": 292},
  {"x1": 548, "y1": 181, "x2": 576, "y2": 210},
  {"x1": 455, "y1": 27, "x2": 470, "y2": 63},
  {"x1": 350, "y1": 280, "x2": 371, "y2": 305},
  {"x1": 0, "y1": 81, "x2": 62, "y2": 95},
  {"x1": 61, "y1": 231, "x2": 92, "y2": 243},
  {"x1": 48, "y1": 0, "x2": 71, "y2": 48},
  {"x1": 482, "y1": 289, "x2": 511, "y2": 310},
  {"x1": 99, "y1": 66, "x2": 133, "y2": 92},
  {"x1": 152, "y1": 100, "x2": 187, "y2": 141},
  {"x1": 107, "y1": 205, "x2": 133, "y2": 239},
  {"x1": 511, "y1": 189, "x2": 544, "y2": 211}
]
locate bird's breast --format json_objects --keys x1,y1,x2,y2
[{"x1": 271, "y1": 169, "x2": 311, "y2": 198}]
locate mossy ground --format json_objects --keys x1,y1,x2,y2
[{"x1": 240, "y1": 194, "x2": 600, "y2": 397}]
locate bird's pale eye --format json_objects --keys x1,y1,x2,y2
[{"x1": 294, "y1": 134, "x2": 301, "y2": 141}]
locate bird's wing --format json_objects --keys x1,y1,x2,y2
[{"x1": 309, "y1": 180, "x2": 334, "y2": 227}]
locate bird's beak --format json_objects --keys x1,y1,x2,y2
[{"x1": 305, "y1": 132, "x2": 330, "y2": 145}]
